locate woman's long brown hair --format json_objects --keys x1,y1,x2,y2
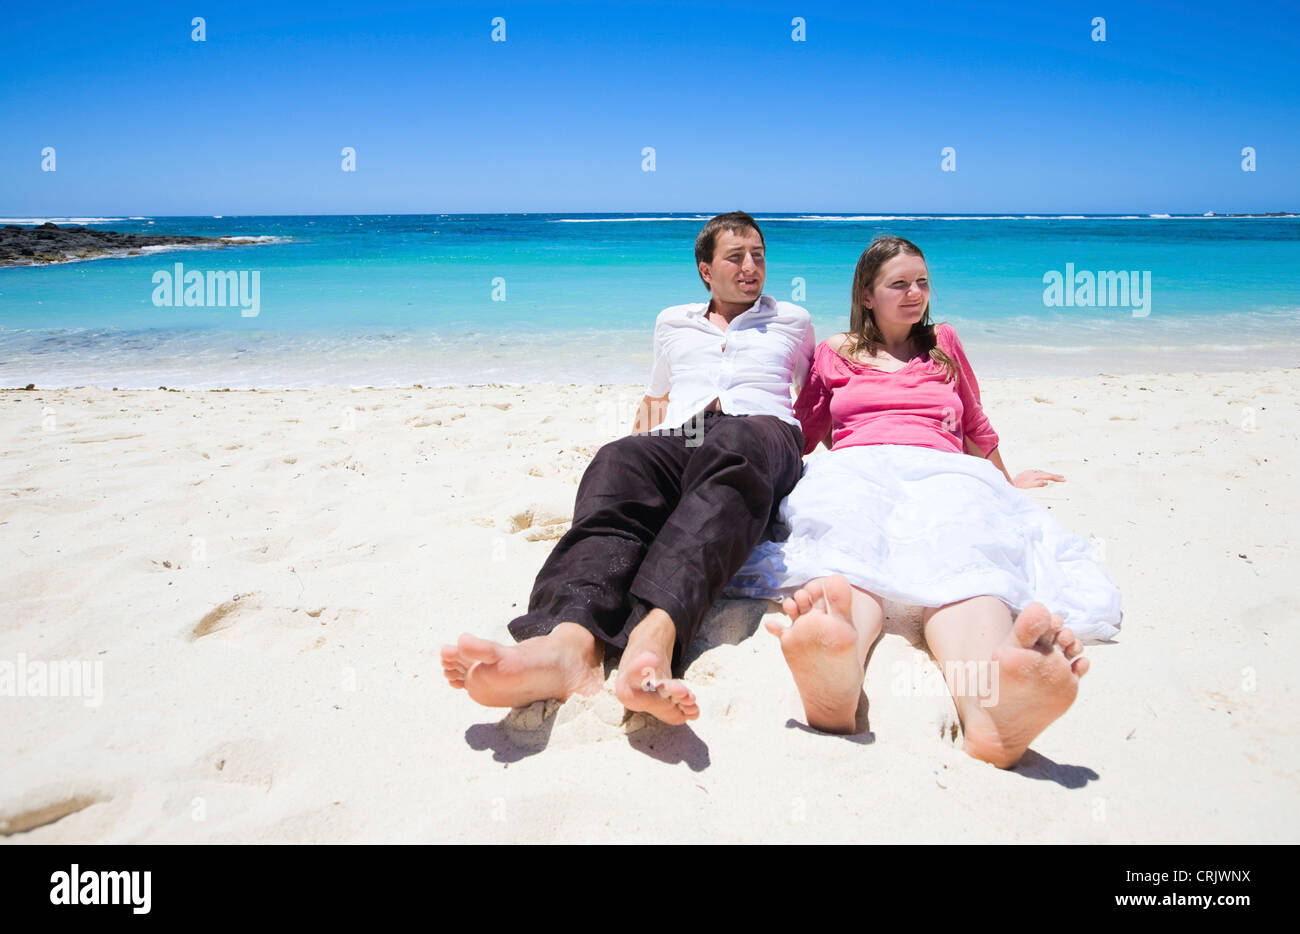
[{"x1": 844, "y1": 235, "x2": 957, "y2": 382}]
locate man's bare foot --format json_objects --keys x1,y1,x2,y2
[
  {"x1": 766, "y1": 575, "x2": 867, "y2": 734},
  {"x1": 956, "y1": 603, "x2": 1088, "y2": 769},
  {"x1": 613, "y1": 609, "x2": 698, "y2": 725},
  {"x1": 440, "y1": 622, "x2": 603, "y2": 708}
]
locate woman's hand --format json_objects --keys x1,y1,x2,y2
[
  {"x1": 1012, "y1": 469, "x2": 1065, "y2": 489},
  {"x1": 970, "y1": 443, "x2": 1064, "y2": 488}
]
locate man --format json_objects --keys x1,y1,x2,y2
[{"x1": 441, "y1": 212, "x2": 815, "y2": 724}]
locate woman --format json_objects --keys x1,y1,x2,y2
[{"x1": 728, "y1": 235, "x2": 1122, "y2": 768}]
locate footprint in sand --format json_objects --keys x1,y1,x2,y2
[
  {"x1": 522, "y1": 525, "x2": 568, "y2": 542},
  {"x1": 502, "y1": 503, "x2": 572, "y2": 541},
  {"x1": 0, "y1": 794, "x2": 105, "y2": 837},
  {"x1": 498, "y1": 688, "x2": 641, "y2": 750},
  {"x1": 192, "y1": 593, "x2": 360, "y2": 654},
  {"x1": 189, "y1": 739, "x2": 278, "y2": 791},
  {"x1": 193, "y1": 593, "x2": 257, "y2": 638}
]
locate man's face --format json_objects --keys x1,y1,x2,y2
[{"x1": 700, "y1": 228, "x2": 765, "y2": 305}]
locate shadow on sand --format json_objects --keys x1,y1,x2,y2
[
  {"x1": 463, "y1": 698, "x2": 562, "y2": 764},
  {"x1": 1011, "y1": 750, "x2": 1100, "y2": 788}
]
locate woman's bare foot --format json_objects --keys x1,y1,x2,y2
[
  {"x1": 766, "y1": 575, "x2": 869, "y2": 734},
  {"x1": 440, "y1": 622, "x2": 603, "y2": 708},
  {"x1": 956, "y1": 603, "x2": 1088, "y2": 769},
  {"x1": 613, "y1": 609, "x2": 698, "y2": 725}
]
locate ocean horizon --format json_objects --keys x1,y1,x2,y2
[{"x1": 2, "y1": 213, "x2": 1298, "y2": 388}]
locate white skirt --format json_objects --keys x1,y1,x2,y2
[{"x1": 727, "y1": 445, "x2": 1122, "y2": 643}]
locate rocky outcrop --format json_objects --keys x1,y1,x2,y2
[{"x1": 0, "y1": 222, "x2": 257, "y2": 267}]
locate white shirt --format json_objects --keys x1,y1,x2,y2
[{"x1": 645, "y1": 294, "x2": 816, "y2": 432}]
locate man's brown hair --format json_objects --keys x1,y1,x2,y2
[{"x1": 694, "y1": 211, "x2": 765, "y2": 292}]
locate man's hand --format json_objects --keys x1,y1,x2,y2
[
  {"x1": 633, "y1": 393, "x2": 670, "y2": 433},
  {"x1": 1012, "y1": 469, "x2": 1065, "y2": 489}
]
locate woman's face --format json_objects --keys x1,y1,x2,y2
[{"x1": 863, "y1": 253, "x2": 930, "y2": 330}]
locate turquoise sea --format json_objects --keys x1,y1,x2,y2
[{"x1": 1, "y1": 214, "x2": 1298, "y2": 388}]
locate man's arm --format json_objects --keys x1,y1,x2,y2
[
  {"x1": 791, "y1": 316, "x2": 816, "y2": 396},
  {"x1": 633, "y1": 393, "x2": 670, "y2": 433},
  {"x1": 638, "y1": 313, "x2": 671, "y2": 433}
]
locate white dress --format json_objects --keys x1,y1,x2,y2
[{"x1": 727, "y1": 444, "x2": 1123, "y2": 643}]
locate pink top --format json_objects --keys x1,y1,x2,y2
[{"x1": 794, "y1": 323, "x2": 1000, "y2": 458}]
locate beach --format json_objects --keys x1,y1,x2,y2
[{"x1": 2, "y1": 369, "x2": 1296, "y2": 842}]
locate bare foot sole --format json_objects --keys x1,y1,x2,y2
[
  {"x1": 614, "y1": 650, "x2": 699, "y2": 725},
  {"x1": 439, "y1": 623, "x2": 603, "y2": 709},
  {"x1": 958, "y1": 603, "x2": 1088, "y2": 769},
  {"x1": 766, "y1": 575, "x2": 865, "y2": 734}
]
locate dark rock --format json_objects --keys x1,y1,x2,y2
[{"x1": 0, "y1": 222, "x2": 261, "y2": 267}]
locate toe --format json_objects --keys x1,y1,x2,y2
[
  {"x1": 663, "y1": 680, "x2": 693, "y2": 704},
  {"x1": 669, "y1": 682, "x2": 700, "y2": 719},
  {"x1": 1072, "y1": 655, "x2": 1090, "y2": 677},
  {"x1": 457, "y1": 633, "x2": 501, "y2": 665},
  {"x1": 441, "y1": 656, "x2": 468, "y2": 687},
  {"x1": 793, "y1": 588, "x2": 814, "y2": 614},
  {"x1": 1058, "y1": 628, "x2": 1084, "y2": 659},
  {"x1": 618, "y1": 652, "x2": 666, "y2": 693},
  {"x1": 1012, "y1": 603, "x2": 1053, "y2": 647}
]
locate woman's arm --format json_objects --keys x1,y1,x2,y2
[
  {"x1": 793, "y1": 342, "x2": 834, "y2": 457},
  {"x1": 963, "y1": 436, "x2": 1065, "y2": 488},
  {"x1": 941, "y1": 325, "x2": 1063, "y2": 488}
]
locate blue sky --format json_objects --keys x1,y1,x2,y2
[{"x1": 2, "y1": 0, "x2": 1297, "y2": 214}]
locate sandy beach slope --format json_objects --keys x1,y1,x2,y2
[{"x1": 1, "y1": 370, "x2": 1296, "y2": 842}]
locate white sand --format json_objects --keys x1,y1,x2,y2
[{"x1": 1, "y1": 371, "x2": 1297, "y2": 842}]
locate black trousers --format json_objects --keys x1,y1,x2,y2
[{"x1": 507, "y1": 411, "x2": 804, "y2": 668}]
